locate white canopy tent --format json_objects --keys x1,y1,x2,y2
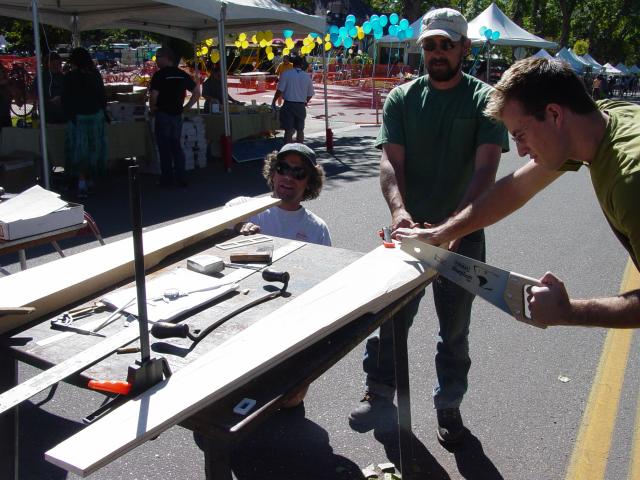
[
  {"x1": 467, "y1": 3, "x2": 557, "y2": 49},
  {"x1": 582, "y1": 53, "x2": 604, "y2": 71},
  {"x1": 555, "y1": 47, "x2": 588, "y2": 74},
  {"x1": 603, "y1": 63, "x2": 623, "y2": 75},
  {"x1": 630, "y1": 65, "x2": 640, "y2": 74},
  {"x1": 0, "y1": 0, "x2": 326, "y2": 179},
  {"x1": 531, "y1": 49, "x2": 554, "y2": 60}
]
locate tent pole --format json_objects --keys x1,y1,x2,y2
[
  {"x1": 71, "y1": 15, "x2": 80, "y2": 48},
  {"x1": 486, "y1": 41, "x2": 491, "y2": 84},
  {"x1": 193, "y1": 35, "x2": 200, "y2": 114},
  {"x1": 322, "y1": 43, "x2": 332, "y2": 152},
  {"x1": 217, "y1": 3, "x2": 233, "y2": 172},
  {"x1": 31, "y1": 0, "x2": 50, "y2": 189}
]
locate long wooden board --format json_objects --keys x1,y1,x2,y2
[
  {"x1": 0, "y1": 241, "x2": 305, "y2": 417},
  {"x1": 0, "y1": 196, "x2": 279, "y2": 334},
  {"x1": 45, "y1": 246, "x2": 436, "y2": 477}
]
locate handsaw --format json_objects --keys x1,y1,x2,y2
[{"x1": 400, "y1": 238, "x2": 544, "y2": 328}]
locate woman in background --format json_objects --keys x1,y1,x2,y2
[{"x1": 62, "y1": 47, "x2": 107, "y2": 198}]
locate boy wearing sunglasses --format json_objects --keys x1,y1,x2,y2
[{"x1": 348, "y1": 8, "x2": 509, "y2": 447}]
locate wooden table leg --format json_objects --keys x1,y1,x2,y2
[
  {"x1": 392, "y1": 315, "x2": 414, "y2": 478},
  {"x1": 0, "y1": 354, "x2": 18, "y2": 479}
]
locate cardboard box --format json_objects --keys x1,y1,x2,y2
[
  {"x1": 0, "y1": 202, "x2": 84, "y2": 240},
  {"x1": 0, "y1": 151, "x2": 39, "y2": 193}
]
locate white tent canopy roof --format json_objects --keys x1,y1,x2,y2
[
  {"x1": 603, "y1": 63, "x2": 623, "y2": 75},
  {"x1": 615, "y1": 63, "x2": 630, "y2": 74},
  {"x1": 629, "y1": 65, "x2": 640, "y2": 74},
  {"x1": 582, "y1": 53, "x2": 603, "y2": 69},
  {"x1": 467, "y1": 3, "x2": 557, "y2": 49},
  {"x1": 0, "y1": 0, "x2": 326, "y2": 43},
  {"x1": 555, "y1": 47, "x2": 588, "y2": 73},
  {"x1": 531, "y1": 49, "x2": 553, "y2": 59}
]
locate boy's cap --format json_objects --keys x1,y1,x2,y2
[
  {"x1": 277, "y1": 143, "x2": 317, "y2": 166},
  {"x1": 417, "y1": 8, "x2": 467, "y2": 44}
]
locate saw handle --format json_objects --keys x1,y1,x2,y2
[{"x1": 504, "y1": 272, "x2": 546, "y2": 329}]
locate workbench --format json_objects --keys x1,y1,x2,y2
[{"x1": 0, "y1": 233, "x2": 430, "y2": 479}]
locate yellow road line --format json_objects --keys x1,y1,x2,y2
[{"x1": 565, "y1": 259, "x2": 639, "y2": 480}]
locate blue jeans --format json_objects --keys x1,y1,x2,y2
[
  {"x1": 154, "y1": 111, "x2": 185, "y2": 184},
  {"x1": 363, "y1": 230, "x2": 486, "y2": 410}
]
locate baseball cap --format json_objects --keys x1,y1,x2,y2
[
  {"x1": 417, "y1": 8, "x2": 468, "y2": 44},
  {"x1": 277, "y1": 143, "x2": 317, "y2": 166}
]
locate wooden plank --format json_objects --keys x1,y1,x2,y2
[
  {"x1": 0, "y1": 241, "x2": 305, "y2": 417},
  {"x1": 45, "y1": 246, "x2": 436, "y2": 477},
  {"x1": 0, "y1": 196, "x2": 279, "y2": 335}
]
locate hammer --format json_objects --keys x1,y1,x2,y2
[{"x1": 151, "y1": 269, "x2": 290, "y2": 347}]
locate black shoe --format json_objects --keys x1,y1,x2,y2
[
  {"x1": 436, "y1": 407, "x2": 465, "y2": 447},
  {"x1": 348, "y1": 392, "x2": 394, "y2": 433}
]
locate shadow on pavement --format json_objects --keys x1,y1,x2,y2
[
  {"x1": 205, "y1": 404, "x2": 365, "y2": 480},
  {"x1": 18, "y1": 401, "x2": 85, "y2": 480},
  {"x1": 452, "y1": 430, "x2": 504, "y2": 480}
]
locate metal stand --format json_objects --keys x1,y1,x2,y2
[
  {"x1": 0, "y1": 354, "x2": 18, "y2": 479},
  {"x1": 393, "y1": 315, "x2": 414, "y2": 478}
]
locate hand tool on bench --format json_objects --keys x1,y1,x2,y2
[
  {"x1": 151, "y1": 269, "x2": 290, "y2": 349},
  {"x1": 50, "y1": 317, "x2": 106, "y2": 337},
  {"x1": 401, "y1": 238, "x2": 544, "y2": 327},
  {"x1": 0, "y1": 306, "x2": 35, "y2": 316},
  {"x1": 0, "y1": 241, "x2": 304, "y2": 417}
]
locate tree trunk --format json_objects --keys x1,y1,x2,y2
[
  {"x1": 402, "y1": 0, "x2": 422, "y2": 23},
  {"x1": 556, "y1": 0, "x2": 576, "y2": 47}
]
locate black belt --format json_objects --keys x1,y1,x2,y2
[{"x1": 284, "y1": 100, "x2": 305, "y2": 104}]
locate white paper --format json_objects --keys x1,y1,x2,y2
[
  {"x1": 102, "y1": 267, "x2": 238, "y2": 322},
  {"x1": 0, "y1": 185, "x2": 68, "y2": 222}
]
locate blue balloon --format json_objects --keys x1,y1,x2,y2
[
  {"x1": 345, "y1": 19, "x2": 356, "y2": 29},
  {"x1": 373, "y1": 29, "x2": 383, "y2": 40},
  {"x1": 471, "y1": 46, "x2": 480, "y2": 56},
  {"x1": 484, "y1": 28, "x2": 493, "y2": 40},
  {"x1": 346, "y1": 14, "x2": 356, "y2": 24},
  {"x1": 362, "y1": 21, "x2": 372, "y2": 34},
  {"x1": 397, "y1": 29, "x2": 406, "y2": 40},
  {"x1": 390, "y1": 13, "x2": 399, "y2": 25},
  {"x1": 389, "y1": 25, "x2": 399, "y2": 37},
  {"x1": 370, "y1": 15, "x2": 379, "y2": 23},
  {"x1": 283, "y1": 29, "x2": 293, "y2": 39},
  {"x1": 399, "y1": 18, "x2": 410, "y2": 30},
  {"x1": 349, "y1": 26, "x2": 358, "y2": 38},
  {"x1": 310, "y1": 32, "x2": 319, "y2": 38},
  {"x1": 371, "y1": 19, "x2": 380, "y2": 29},
  {"x1": 479, "y1": 26, "x2": 487, "y2": 36},
  {"x1": 344, "y1": 37, "x2": 353, "y2": 48},
  {"x1": 330, "y1": 33, "x2": 339, "y2": 44},
  {"x1": 339, "y1": 26, "x2": 347, "y2": 37},
  {"x1": 405, "y1": 27, "x2": 414, "y2": 38},
  {"x1": 379, "y1": 14, "x2": 388, "y2": 27},
  {"x1": 491, "y1": 30, "x2": 501, "y2": 40},
  {"x1": 329, "y1": 25, "x2": 339, "y2": 35},
  {"x1": 333, "y1": 36, "x2": 342, "y2": 46}
]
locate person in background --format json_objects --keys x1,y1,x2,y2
[
  {"x1": 41, "y1": 52, "x2": 67, "y2": 124},
  {"x1": 0, "y1": 63, "x2": 12, "y2": 131},
  {"x1": 149, "y1": 46, "x2": 201, "y2": 187},
  {"x1": 271, "y1": 56, "x2": 314, "y2": 144},
  {"x1": 201, "y1": 62, "x2": 243, "y2": 113},
  {"x1": 275, "y1": 54, "x2": 293, "y2": 78},
  {"x1": 62, "y1": 47, "x2": 107, "y2": 198}
]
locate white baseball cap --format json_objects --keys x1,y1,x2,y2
[{"x1": 417, "y1": 8, "x2": 468, "y2": 44}]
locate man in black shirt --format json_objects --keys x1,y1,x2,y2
[{"x1": 149, "y1": 47, "x2": 201, "y2": 186}]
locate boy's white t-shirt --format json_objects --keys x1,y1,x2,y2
[{"x1": 227, "y1": 196, "x2": 332, "y2": 246}]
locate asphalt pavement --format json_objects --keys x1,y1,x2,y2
[{"x1": 3, "y1": 85, "x2": 640, "y2": 480}]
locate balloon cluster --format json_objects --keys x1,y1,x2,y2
[
  {"x1": 323, "y1": 12, "x2": 413, "y2": 50},
  {"x1": 479, "y1": 26, "x2": 501, "y2": 41},
  {"x1": 196, "y1": 38, "x2": 221, "y2": 63},
  {"x1": 231, "y1": 31, "x2": 276, "y2": 60}
]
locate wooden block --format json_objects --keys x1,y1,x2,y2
[
  {"x1": 0, "y1": 196, "x2": 279, "y2": 335},
  {"x1": 45, "y1": 246, "x2": 437, "y2": 477},
  {"x1": 228, "y1": 252, "x2": 272, "y2": 263}
]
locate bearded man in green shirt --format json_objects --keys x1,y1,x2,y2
[
  {"x1": 397, "y1": 57, "x2": 640, "y2": 329},
  {"x1": 348, "y1": 8, "x2": 509, "y2": 446}
]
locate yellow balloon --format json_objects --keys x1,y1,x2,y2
[
  {"x1": 241, "y1": 40, "x2": 249, "y2": 49},
  {"x1": 251, "y1": 35, "x2": 257, "y2": 44},
  {"x1": 260, "y1": 39, "x2": 268, "y2": 48},
  {"x1": 324, "y1": 42, "x2": 332, "y2": 51},
  {"x1": 210, "y1": 50, "x2": 220, "y2": 63},
  {"x1": 316, "y1": 37, "x2": 323, "y2": 45},
  {"x1": 239, "y1": 32, "x2": 247, "y2": 42},
  {"x1": 267, "y1": 52, "x2": 274, "y2": 60},
  {"x1": 325, "y1": 33, "x2": 330, "y2": 41},
  {"x1": 234, "y1": 40, "x2": 241, "y2": 48},
  {"x1": 285, "y1": 38, "x2": 295, "y2": 48},
  {"x1": 256, "y1": 32, "x2": 263, "y2": 42},
  {"x1": 205, "y1": 38, "x2": 213, "y2": 46},
  {"x1": 265, "y1": 30, "x2": 273, "y2": 41},
  {"x1": 357, "y1": 30, "x2": 365, "y2": 40},
  {"x1": 152, "y1": 55, "x2": 157, "y2": 61},
  {"x1": 283, "y1": 48, "x2": 290, "y2": 55},
  {"x1": 201, "y1": 46, "x2": 208, "y2": 55},
  {"x1": 266, "y1": 46, "x2": 273, "y2": 54}
]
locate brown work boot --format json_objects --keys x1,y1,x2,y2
[
  {"x1": 348, "y1": 392, "x2": 394, "y2": 433},
  {"x1": 436, "y1": 407, "x2": 466, "y2": 447}
]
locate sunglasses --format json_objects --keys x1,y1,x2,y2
[
  {"x1": 422, "y1": 39, "x2": 458, "y2": 52},
  {"x1": 275, "y1": 161, "x2": 308, "y2": 180}
]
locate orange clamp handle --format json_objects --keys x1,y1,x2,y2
[{"x1": 88, "y1": 379, "x2": 132, "y2": 395}]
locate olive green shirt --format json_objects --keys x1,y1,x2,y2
[
  {"x1": 375, "y1": 73, "x2": 509, "y2": 224},
  {"x1": 589, "y1": 100, "x2": 640, "y2": 269}
]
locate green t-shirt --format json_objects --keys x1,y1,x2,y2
[
  {"x1": 375, "y1": 73, "x2": 509, "y2": 224},
  {"x1": 589, "y1": 100, "x2": 640, "y2": 269}
]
